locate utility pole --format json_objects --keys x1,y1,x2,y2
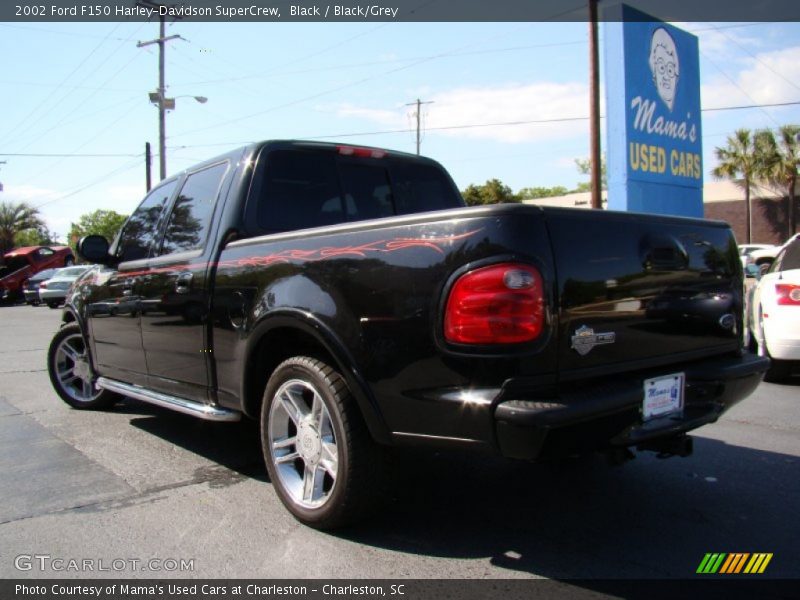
[
  {"x1": 145, "y1": 142, "x2": 152, "y2": 192},
  {"x1": 136, "y1": 1, "x2": 182, "y2": 181},
  {"x1": 405, "y1": 98, "x2": 434, "y2": 155},
  {"x1": 588, "y1": 0, "x2": 603, "y2": 209}
]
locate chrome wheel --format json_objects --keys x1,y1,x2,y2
[
  {"x1": 268, "y1": 379, "x2": 338, "y2": 509},
  {"x1": 53, "y1": 332, "x2": 100, "y2": 403}
]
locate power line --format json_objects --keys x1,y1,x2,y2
[
  {"x1": 171, "y1": 4, "x2": 586, "y2": 139},
  {"x1": 699, "y1": 48, "x2": 780, "y2": 127},
  {"x1": 8, "y1": 22, "x2": 147, "y2": 152},
  {"x1": 176, "y1": 40, "x2": 587, "y2": 87},
  {"x1": 707, "y1": 23, "x2": 800, "y2": 94},
  {"x1": 0, "y1": 153, "x2": 141, "y2": 158},
  {"x1": 703, "y1": 100, "x2": 800, "y2": 112},
  {"x1": 162, "y1": 99, "x2": 800, "y2": 152},
  {"x1": 0, "y1": 23, "x2": 135, "y2": 41},
  {"x1": 0, "y1": 23, "x2": 123, "y2": 144},
  {"x1": 33, "y1": 157, "x2": 144, "y2": 209}
]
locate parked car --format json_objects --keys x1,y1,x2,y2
[
  {"x1": 748, "y1": 235, "x2": 800, "y2": 381},
  {"x1": 22, "y1": 268, "x2": 59, "y2": 305},
  {"x1": 39, "y1": 266, "x2": 91, "y2": 308},
  {"x1": 48, "y1": 140, "x2": 768, "y2": 529},
  {"x1": 0, "y1": 245, "x2": 74, "y2": 303},
  {"x1": 749, "y1": 235, "x2": 799, "y2": 274},
  {"x1": 738, "y1": 243, "x2": 774, "y2": 271}
]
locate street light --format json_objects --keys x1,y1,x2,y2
[{"x1": 148, "y1": 92, "x2": 208, "y2": 177}]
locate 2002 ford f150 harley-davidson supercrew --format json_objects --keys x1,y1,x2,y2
[{"x1": 48, "y1": 140, "x2": 769, "y2": 528}]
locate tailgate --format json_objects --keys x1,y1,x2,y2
[{"x1": 543, "y1": 208, "x2": 742, "y2": 379}]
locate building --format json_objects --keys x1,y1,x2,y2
[{"x1": 522, "y1": 181, "x2": 797, "y2": 245}]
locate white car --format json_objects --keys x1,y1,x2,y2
[
  {"x1": 748, "y1": 235, "x2": 800, "y2": 381},
  {"x1": 749, "y1": 234, "x2": 800, "y2": 274},
  {"x1": 39, "y1": 265, "x2": 91, "y2": 308},
  {"x1": 738, "y1": 244, "x2": 774, "y2": 271}
]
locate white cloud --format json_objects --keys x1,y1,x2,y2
[
  {"x1": 1, "y1": 184, "x2": 59, "y2": 204},
  {"x1": 702, "y1": 46, "x2": 800, "y2": 109},
  {"x1": 106, "y1": 184, "x2": 146, "y2": 205},
  {"x1": 689, "y1": 25, "x2": 762, "y2": 62},
  {"x1": 336, "y1": 82, "x2": 592, "y2": 144},
  {"x1": 553, "y1": 156, "x2": 580, "y2": 169}
]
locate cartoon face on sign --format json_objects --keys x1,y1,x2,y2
[{"x1": 648, "y1": 27, "x2": 679, "y2": 111}]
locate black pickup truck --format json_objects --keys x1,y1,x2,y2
[{"x1": 48, "y1": 140, "x2": 769, "y2": 528}]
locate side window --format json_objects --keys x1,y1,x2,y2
[
  {"x1": 160, "y1": 162, "x2": 228, "y2": 256},
  {"x1": 116, "y1": 180, "x2": 177, "y2": 262},
  {"x1": 34, "y1": 248, "x2": 55, "y2": 261},
  {"x1": 257, "y1": 150, "x2": 343, "y2": 232}
]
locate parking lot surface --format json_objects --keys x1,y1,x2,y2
[{"x1": 0, "y1": 304, "x2": 798, "y2": 582}]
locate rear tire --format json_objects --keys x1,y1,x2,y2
[
  {"x1": 47, "y1": 323, "x2": 118, "y2": 410},
  {"x1": 764, "y1": 359, "x2": 792, "y2": 383},
  {"x1": 260, "y1": 356, "x2": 382, "y2": 529}
]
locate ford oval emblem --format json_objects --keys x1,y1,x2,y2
[{"x1": 718, "y1": 314, "x2": 735, "y2": 330}]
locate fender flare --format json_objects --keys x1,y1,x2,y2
[{"x1": 242, "y1": 309, "x2": 391, "y2": 445}]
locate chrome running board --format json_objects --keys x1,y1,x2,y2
[{"x1": 96, "y1": 377, "x2": 241, "y2": 422}]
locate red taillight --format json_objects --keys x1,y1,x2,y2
[
  {"x1": 444, "y1": 263, "x2": 545, "y2": 345},
  {"x1": 336, "y1": 145, "x2": 387, "y2": 159},
  {"x1": 39, "y1": 282, "x2": 47, "y2": 289},
  {"x1": 776, "y1": 283, "x2": 800, "y2": 306}
]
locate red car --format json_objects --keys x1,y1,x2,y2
[{"x1": 0, "y1": 246, "x2": 74, "y2": 303}]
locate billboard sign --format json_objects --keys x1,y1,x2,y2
[{"x1": 605, "y1": 4, "x2": 703, "y2": 217}]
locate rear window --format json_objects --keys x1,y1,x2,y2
[
  {"x1": 58, "y1": 267, "x2": 89, "y2": 277},
  {"x1": 255, "y1": 149, "x2": 461, "y2": 233}
]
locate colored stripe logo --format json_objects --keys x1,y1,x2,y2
[{"x1": 696, "y1": 553, "x2": 773, "y2": 574}]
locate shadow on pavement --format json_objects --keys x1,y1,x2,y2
[
  {"x1": 117, "y1": 396, "x2": 799, "y2": 581},
  {"x1": 123, "y1": 399, "x2": 266, "y2": 482}
]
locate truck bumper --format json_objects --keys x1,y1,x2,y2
[{"x1": 494, "y1": 353, "x2": 770, "y2": 461}]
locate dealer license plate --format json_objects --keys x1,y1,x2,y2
[{"x1": 643, "y1": 373, "x2": 685, "y2": 420}]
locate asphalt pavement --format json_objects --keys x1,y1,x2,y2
[{"x1": 0, "y1": 303, "x2": 798, "y2": 585}]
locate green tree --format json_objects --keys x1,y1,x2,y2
[
  {"x1": 14, "y1": 225, "x2": 57, "y2": 248},
  {"x1": 712, "y1": 129, "x2": 766, "y2": 244},
  {"x1": 574, "y1": 156, "x2": 607, "y2": 191},
  {"x1": 69, "y1": 209, "x2": 128, "y2": 250},
  {"x1": 518, "y1": 186, "x2": 569, "y2": 199},
  {"x1": 757, "y1": 125, "x2": 800, "y2": 238},
  {"x1": 461, "y1": 179, "x2": 520, "y2": 206},
  {"x1": 0, "y1": 201, "x2": 45, "y2": 254}
]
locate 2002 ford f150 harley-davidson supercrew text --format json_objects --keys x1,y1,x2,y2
[{"x1": 48, "y1": 140, "x2": 769, "y2": 528}]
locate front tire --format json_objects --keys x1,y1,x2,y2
[
  {"x1": 47, "y1": 323, "x2": 117, "y2": 409},
  {"x1": 260, "y1": 356, "x2": 381, "y2": 529}
]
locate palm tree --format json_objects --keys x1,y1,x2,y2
[
  {"x1": 0, "y1": 201, "x2": 45, "y2": 254},
  {"x1": 757, "y1": 125, "x2": 800, "y2": 239},
  {"x1": 712, "y1": 129, "x2": 763, "y2": 244}
]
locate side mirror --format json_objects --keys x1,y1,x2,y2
[{"x1": 77, "y1": 235, "x2": 110, "y2": 264}]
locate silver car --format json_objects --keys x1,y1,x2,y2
[{"x1": 39, "y1": 266, "x2": 91, "y2": 308}]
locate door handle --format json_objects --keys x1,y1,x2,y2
[{"x1": 175, "y1": 272, "x2": 193, "y2": 295}]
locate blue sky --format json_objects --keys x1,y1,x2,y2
[{"x1": 1, "y1": 19, "x2": 799, "y2": 241}]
